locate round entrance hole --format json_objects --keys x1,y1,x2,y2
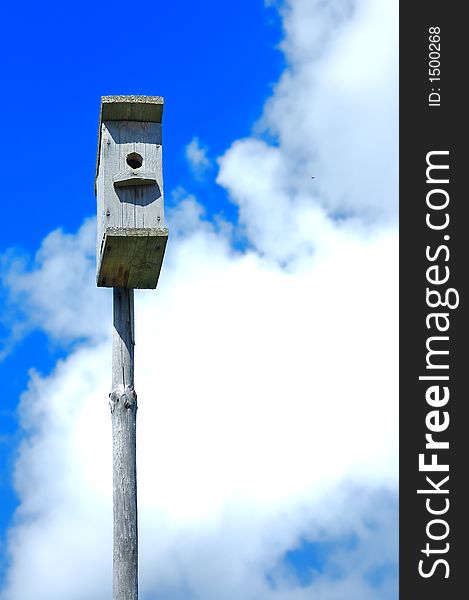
[{"x1": 126, "y1": 152, "x2": 143, "y2": 169}]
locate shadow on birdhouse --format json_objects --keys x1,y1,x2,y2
[{"x1": 95, "y1": 95, "x2": 168, "y2": 289}]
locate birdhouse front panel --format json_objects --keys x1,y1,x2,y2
[{"x1": 95, "y1": 96, "x2": 168, "y2": 289}]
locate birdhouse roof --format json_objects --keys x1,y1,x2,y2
[{"x1": 100, "y1": 95, "x2": 164, "y2": 123}]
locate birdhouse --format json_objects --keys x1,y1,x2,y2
[{"x1": 95, "y1": 95, "x2": 168, "y2": 288}]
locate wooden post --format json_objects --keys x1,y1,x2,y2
[
  {"x1": 110, "y1": 287, "x2": 138, "y2": 600},
  {"x1": 95, "y1": 96, "x2": 168, "y2": 600}
]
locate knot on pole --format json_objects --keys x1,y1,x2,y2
[{"x1": 109, "y1": 387, "x2": 137, "y2": 413}]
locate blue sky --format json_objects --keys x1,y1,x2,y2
[
  {"x1": 0, "y1": 1, "x2": 398, "y2": 598},
  {"x1": 0, "y1": 0, "x2": 283, "y2": 527}
]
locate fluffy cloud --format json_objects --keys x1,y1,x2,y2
[
  {"x1": 1, "y1": 213, "x2": 397, "y2": 599},
  {"x1": 221, "y1": 0, "x2": 398, "y2": 228},
  {"x1": 0, "y1": 0, "x2": 398, "y2": 598},
  {"x1": 185, "y1": 137, "x2": 212, "y2": 180},
  {"x1": 1, "y1": 219, "x2": 109, "y2": 349}
]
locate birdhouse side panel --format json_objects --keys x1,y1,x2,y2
[
  {"x1": 96, "y1": 123, "x2": 112, "y2": 268},
  {"x1": 95, "y1": 119, "x2": 167, "y2": 288},
  {"x1": 103, "y1": 121, "x2": 164, "y2": 230}
]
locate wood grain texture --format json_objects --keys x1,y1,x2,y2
[
  {"x1": 98, "y1": 227, "x2": 168, "y2": 288},
  {"x1": 95, "y1": 96, "x2": 164, "y2": 185},
  {"x1": 97, "y1": 121, "x2": 164, "y2": 233},
  {"x1": 96, "y1": 117, "x2": 167, "y2": 289},
  {"x1": 102, "y1": 95, "x2": 164, "y2": 123},
  {"x1": 96, "y1": 96, "x2": 164, "y2": 191},
  {"x1": 113, "y1": 170, "x2": 157, "y2": 187},
  {"x1": 111, "y1": 288, "x2": 138, "y2": 600}
]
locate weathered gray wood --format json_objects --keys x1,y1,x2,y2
[
  {"x1": 113, "y1": 170, "x2": 157, "y2": 187},
  {"x1": 110, "y1": 287, "x2": 138, "y2": 600},
  {"x1": 96, "y1": 112, "x2": 167, "y2": 289},
  {"x1": 102, "y1": 95, "x2": 164, "y2": 122},
  {"x1": 95, "y1": 96, "x2": 169, "y2": 600},
  {"x1": 96, "y1": 95, "x2": 164, "y2": 191},
  {"x1": 98, "y1": 227, "x2": 168, "y2": 288},
  {"x1": 97, "y1": 121, "x2": 164, "y2": 234}
]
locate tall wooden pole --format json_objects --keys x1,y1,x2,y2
[
  {"x1": 110, "y1": 287, "x2": 138, "y2": 600},
  {"x1": 96, "y1": 96, "x2": 167, "y2": 600}
]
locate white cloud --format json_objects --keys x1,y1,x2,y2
[
  {"x1": 221, "y1": 0, "x2": 398, "y2": 227},
  {"x1": 1, "y1": 219, "x2": 110, "y2": 350},
  {"x1": 0, "y1": 0, "x2": 398, "y2": 598},
  {"x1": 1, "y1": 213, "x2": 397, "y2": 599},
  {"x1": 185, "y1": 136, "x2": 212, "y2": 179}
]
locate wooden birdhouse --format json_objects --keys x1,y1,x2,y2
[{"x1": 95, "y1": 95, "x2": 168, "y2": 288}]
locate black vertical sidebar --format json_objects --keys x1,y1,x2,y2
[{"x1": 400, "y1": 3, "x2": 467, "y2": 598}]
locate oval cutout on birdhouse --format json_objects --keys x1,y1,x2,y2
[{"x1": 126, "y1": 152, "x2": 143, "y2": 169}]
